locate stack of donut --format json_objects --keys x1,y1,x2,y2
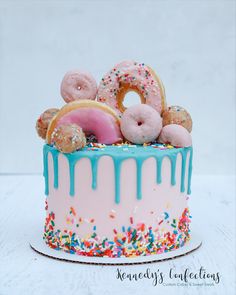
[{"x1": 36, "y1": 61, "x2": 192, "y2": 153}]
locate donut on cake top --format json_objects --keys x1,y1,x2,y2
[
  {"x1": 36, "y1": 61, "x2": 193, "y2": 152},
  {"x1": 120, "y1": 104, "x2": 162, "y2": 144},
  {"x1": 97, "y1": 60, "x2": 166, "y2": 117},
  {"x1": 61, "y1": 70, "x2": 97, "y2": 103},
  {"x1": 47, "y1": 100, "x2": 123, "y2": 145}
]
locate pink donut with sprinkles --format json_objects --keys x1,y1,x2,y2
[
  {"x1": 97, "y1": 61, "x2": 166, "y2": 117},
  {"x1": 61, "y1": 70, "x2": 97, "y2": 103}
]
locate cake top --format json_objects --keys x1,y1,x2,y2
[
  {"x1": 36, "y1": 60, "x2": 192, "y2": 153},
  {"x1": 45, "y1": 141, "x2": 191, "y2": 157}
]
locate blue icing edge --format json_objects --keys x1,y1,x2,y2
[{"x1": 43, "y1": 144, "x2": 193, "y2": 204}]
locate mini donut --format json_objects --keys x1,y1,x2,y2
[
  {"x1": 61, "y1": 70, "x2": 97, "y2": 103},
  {"x1": 46, "y1": 100, "x2": 122, "y2": 145},
  {"x1": 162, "y1": 105, "x2": 192, "y2": 132},
  {"x1": 52, "y1": 123, "x2": 86, "y2": 153},
  {"x1": 158, "y1": 124, "x2": 192, "y2": 147},
  {"x1": 36, "y1": 108, "x2": 59, "y2": 139},
  {"x1": 120, "y1": 104, "x2": 162, "y2": 144},
  {"x1": 97, "y1": 60, "x2": 166, "y2": 117}
]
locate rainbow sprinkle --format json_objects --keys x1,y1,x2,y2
[
  {"x1": 84, "y1": 142, "x2": 177, "y2": 151},
  {"x1": 43, "y1": 208, "x2": 191, "y2": 258}
]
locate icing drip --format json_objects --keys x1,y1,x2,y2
[
  {"x1": 113, "y1": 158, "x2": 122, "y2": 204},
  {"x1": 43, "y1": 146, "x2": 49, "y2": 195},
  {"x1": 90, "y1": 157, "x2": 99, "y2": 190},
  {"x1": 180, "y1": 150, "x2": 187, "y2": 193},
  {"x1": 51, "y1": 149, "x2": 59, "y2": 189},
  {"x1": 156, "y1": 157, "x2": 163, "y2": 184},
  {"x1": 136, "y1": 158, "x2": 144, "y2": 200},
  {"x1": 187, "y1": 148, "x2": 193, "y2": 195},
  {"x1": 43, "y1": 144, "x2": 193, "y2": 204},
  {"x1": 170, "y1": 156, "x2": 177, "y2": 186}
]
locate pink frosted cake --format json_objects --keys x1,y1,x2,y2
[{"x1": 36, "y1": 61, "x2": 193, "y2": 258}]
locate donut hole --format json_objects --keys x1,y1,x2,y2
[
  {"x1": 137, "y1": 121, "x2": 143, "y2": 126},
  {"x1": 77, "y1": 85, "x2": 82, "y2": 90},
  {"x1": 119, "y1": 88, "x2": 144, "y2": 111},
  {"x1": 86, "y1": 133, "x2": 98, "y2": 143}
]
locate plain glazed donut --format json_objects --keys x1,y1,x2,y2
[
  {"x1": 120, "y1": 104, "x2": 162, "y2": 144},
  {"x1": 97, "y1": 61, "x2": 166, "y2": 117},
  {"x1": 47, "y1": 100, "x2": 122, "y2": 145},
  {"x1": 61, "y1": 70, "x2": 97, "y2": 103}
]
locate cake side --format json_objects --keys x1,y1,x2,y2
[{"x1": 43, "y1": 144, "x2": 192, "y2": 257}]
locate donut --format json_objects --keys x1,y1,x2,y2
[
  {"x1": 52, "y1": 123, "x2": 86, "y2": 153},
  {"x1": 97, "y1": 60, "x2": 166, "y2": 117},
  {"x1": 36, "y1": 108, "x2": 59, "y2": 139},
  {"x1": 120, "y1": 104, "x2": 162, "y2": 144},
  {"x1": 158, "y1": 124, "x2": 192, "y2": 147},
  {"x1": 46, "y1": 100, "x2": 122, "y2": 145},
  {"x1": 60, "y1": 70, "x2": 97, "y2": 103},
  {"x1": 162, "y1": 105, "x2": 193, "y2": 132}
]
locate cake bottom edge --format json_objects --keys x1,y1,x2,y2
[{"x1": 43, "y1": 208, "x2": 191, "y2": 258}]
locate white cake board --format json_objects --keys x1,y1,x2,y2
[{"x1": 30, "y1": 228, "x2": 202, "y2": 265}]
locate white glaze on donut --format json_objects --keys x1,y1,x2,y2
[
  {"x1": 120, "y1": 104, "x2": 163, "y2": 144},
  {"x1": 61, "y1": 70, "x2": 97, "y2": 103}
]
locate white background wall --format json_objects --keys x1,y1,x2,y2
[{"x1": 0, "y1": 0, "x2": 235, "y2": 175}]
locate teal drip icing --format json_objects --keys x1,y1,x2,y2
[
  {"x1": 51, "y1": 150, "x2": 59, "y2": 189},
  {"x1": 90, "y1": 157, "x2": 99, "y2": 190},
  {"x1": 187, "y1": 147, "x2": 193, "y2": 194},
  {"x1": 43, "y1": 144, "x2": 193, "y2": 203},
  {"x1": 64, "y1": 154, "x2": 77, "y2": 196},
  {"x1": 43, "y1": 145, "x2": 49, "y2": 195},
  {"x1": 136, "y1": 158, "x2": 144, "y2": 200},
  {"x1": 43, "y1": 146, "x2": 59, "y2": 194},
  {"x1": 113, "y1": 158, "x2": 122, "y2": 204},
  {"x1": 180, "y1": 150, "x2": 187, "y2": 193},
  {"x1": 156, "y1": 157, "x2": 163, "y2": 184},
  {"x1": 169, "y1": 155, "x2": 177, "y2": 186}
]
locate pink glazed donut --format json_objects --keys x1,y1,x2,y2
[
  {"x1": 47, "y1": 100, "x2": 122, "y2": 145},
  {"x1": 61, "y1": 70, "x2": 97, "y2": 103},
  {"x1": 120, "y1": 104, "x2": 162, "y2": 144},
  {"x1": 158, "y1": 124, "x2": 192, "y2": 147},
  {"x1": 97, "y1": 61, "x2": 166, "y2": 117}
]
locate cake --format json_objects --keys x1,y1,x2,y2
[{"x1": 36, "y1": 61, "x2": 193, "y2": 258}]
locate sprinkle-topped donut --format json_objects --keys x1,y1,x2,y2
[{"x1": 97, "y1": 61, "x2": 166, "y2": 117}]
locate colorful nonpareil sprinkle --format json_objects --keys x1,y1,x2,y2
[
  {"x1": 164, "y1": 212, "x2": 169, "y2": 219},
  {"x1": 43, "y1": 208, "x2": 191, "y2": 258},
  {"x1": 82, "y1": 142, "x2": 176, "y2": 151},
  {"x1": 70, "y1": 207, "x2": 76, "y2": 216}
]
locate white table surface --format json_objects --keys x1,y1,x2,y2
[{"x1": 0, "y1": 175, "x2": 235, "y2": 295}]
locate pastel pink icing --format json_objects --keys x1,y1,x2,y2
[
  {"x1": 56, "y1": 107, "x2": 122, "y2": 144},
  {"x1": 97, "y1": 61, "x2": 164, "y2": 116},
  {"x1": 61, "y1": 70, "x2": 97, "y2": 103},
  {"x1": 120, "y1": 104, "x2": 162, "y2": 144},
  {"x1": 158, "y1": 124, "x2": 192, "y2": 147},
  {"x1": 47, "y1": 152, "x2": 190, "y2": 239}
]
